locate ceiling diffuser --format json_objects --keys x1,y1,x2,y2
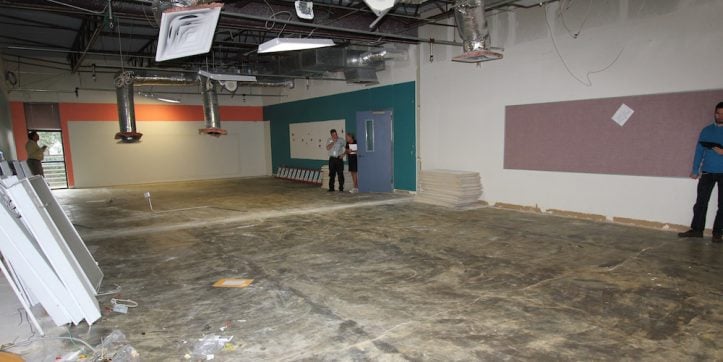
[{"x1": 155, "y1": 3, "x2": 223, "y2": 62}]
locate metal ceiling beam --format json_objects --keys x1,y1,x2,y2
[
  {"x1": 0, "y1": 35, "x2": 61, "y2": 48},
  {"x1": 99, "y1": 31, "x2": 156, "y2": 40},
  {"x1": 0, "y1": 2, "x2": 90, "y2": 19},
  {"x1": 0, "y1": 20, "x2": 78, "y2": 31},
  {"x1": 3, "y1": 54, "x2": 72, "y2": 67},
  {"x1": 266, "y1": 0, "x2": 449, "y2": 24},
  {"x1": 5, "y1": 45, "x2": 156, "y2": 59},
  {"x1": 398, "y1": 0, "x2": 530, "y2": 34},
  {"x1": 67, "y1": 15, "x2": 105, "y2": 73},
  {"x1": 222, "y1": 11, "x2": 463, "y2": 46},
  {"x1": 125, "y1": 38, "x2": 156, "y2": 68},
  {"x1": 0, "y1": 0, "x2": 464, "y2": 47},
  {"x1": 0, "y1": 13, "x2": 77, "y2": 30}
]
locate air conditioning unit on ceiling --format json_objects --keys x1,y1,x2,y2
[{"x1": 155, "y1": 3, "x2": 223, "y2": 62}]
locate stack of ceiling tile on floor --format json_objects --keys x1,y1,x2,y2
[
  {"x1": 0, "y1": 161, "x2": 103, "y2": 334},
  {"x1": 416, "y1": 169, "x2": 483, "y2": 208},
  {"x1": 320, "y1": 165, "x2": 354, "y2": 191}
]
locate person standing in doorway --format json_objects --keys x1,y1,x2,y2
[
  {"x1": 345, "y1": 133, "x2": 359, "y2": 193},
  {"x1": 25, "y1": 131, "x2": 47, "y2": 177},
  {"x1": 326, "y1": 129, "x2": 346, "y2": 192},
  {"x1": 679, "y1": 102, "x2": 723, "y2": 243}
]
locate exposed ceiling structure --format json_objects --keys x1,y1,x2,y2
[{"x1": 0, "y1": 0, "x2": 550, "y2": 84}]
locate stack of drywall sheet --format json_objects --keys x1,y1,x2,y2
[
  {"x1": 416, "y1": 169, "x2": 482, "y2": 207},
  {"x1": 320, "y1": 165, "x2": 354, "y2": 191}
]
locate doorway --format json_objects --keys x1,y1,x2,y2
[
  {"x1": 355, "y1": 110, "x2": 393, "y2": 193},
  {"x1": 33, "y1": 130, "x2": 68, "y2": 189}
]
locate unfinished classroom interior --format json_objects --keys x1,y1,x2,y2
[{"x1": 0, "y1": 0, "x2": 722, "y2": 360}]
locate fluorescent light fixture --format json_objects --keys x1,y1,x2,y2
[
  {"x1": 155, "y1": 3, "x2": 223, "y2": 62},
  {"x1": 137, "y1": 91, "x2": 181, "y2": 103},
  {"x1": 156, "y1": 97, "x2": 181, "y2": 104},
  {"x1": 258, "y1": 38, "x2": 335, "y2": 54},
  {"x1": 198, "y1": 70, "x2": 257, "y2": 82}
]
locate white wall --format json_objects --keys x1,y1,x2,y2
[
  {"x1": 69, "y1": 121, "x2": 269, "y2": 187},
  {"x1": 418, "y1": 0, "x2": 723, "y2": 226}
]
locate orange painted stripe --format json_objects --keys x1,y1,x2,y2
[
  {"x1": 58, "y1": 103, "x2": 263, "y2": 122},
  {"x1": 58, "y1": 103, "x2": 118, "y2": 121},
  {"x1": 10, "y1": 102, "x2": 28, "y2": 161},
  {"x1": 219, "y1": 106, "x2": 264, "y2": 121},
  {"x1": 57, "y1": 105, "x2": 76, "y2": 187}
]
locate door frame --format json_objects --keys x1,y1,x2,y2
[
  {"x1": 355, "y1": 109, "x2": 394, "y2": 192},
  {"x1": 30, "y1": 129, "x2": 68, "y2": 189}
]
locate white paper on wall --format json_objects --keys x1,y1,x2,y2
[
  {"x1": 611, "y1": 103, "x2": 634, "y2": 127},
  {"x1": 290, "y1": 119, "x2": 345, "y2": 160}
]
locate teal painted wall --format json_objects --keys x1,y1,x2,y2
[{"x1": 264, "y1": 81, "x2": 416, "y2": 191}]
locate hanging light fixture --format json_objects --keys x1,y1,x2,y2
[
  {"x1": 257, "y1": 38, "x2": 335, "y2": 53},
  {"x1": 137, "y1": 91, "x2": 181, "y2": 104}
]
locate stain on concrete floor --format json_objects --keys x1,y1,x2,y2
[{"x1": 40, "y1": 177, "x2": 723, "y2": 360}]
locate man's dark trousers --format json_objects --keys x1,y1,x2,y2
[
  {"x1": 691, "y1": 172, "x2": 723, "y2": 233},
  {"x1": 329, "y1": 157, "x2": 344, "y2": 191}
]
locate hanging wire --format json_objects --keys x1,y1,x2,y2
[
  {"x1": 558, "y1": 0, "x2": 596, "y2": 39},
  {"x1": 141, "y1": 2, "x2": 159, "y2": 29},
  {"x1": 544, "y1": 3, "x2": 624, "y2": 87},
  {"x1": 46, "y1": 0, "x2": 107, "y2": 15},
  {"x1": 116, "y1": 12, "x2": 125, "y2": 73},
  {"x1": 262, "y1": 0, "x2": 292, "y2": 36}
]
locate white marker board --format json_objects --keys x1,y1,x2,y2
[{"x1": 290, "y1": 119, "x2": 345, "y2": 160}]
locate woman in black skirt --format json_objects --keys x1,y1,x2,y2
[{"x1": 345, "y1": 133, "x2": 359, "y2": 193}]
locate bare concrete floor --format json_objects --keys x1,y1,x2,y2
[{"x1": 13, "y1": 177, "x2": 723, "y2": 360}]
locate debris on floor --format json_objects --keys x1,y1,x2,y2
[
  {"x1": 110, "y1": 298, "x2": 138, "y2": 314},
  {"x1": 0, "y1": 351, "x2": 24, "y2": 361},
  {"x1": 212, "y1": 278, "x2": 253, "y2": 288},
  {"x1": 89, "y1": 330, "x2": 139, "y2": 362},
  {"x1": 188, "y1": 335, "x2": 233, "y2": 360}
]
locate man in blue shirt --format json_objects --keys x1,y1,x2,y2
[{"x1": 679, "y1": 102, "x2": 723, "y2": 242}]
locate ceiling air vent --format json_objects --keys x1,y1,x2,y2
[
  {"x1": 452, "y1": 0, "x2": 503, "y2": 64},
  {"x1": 452, "y1": 49, "x2": 503, "y2": 63},
  {"x1": 155, "y1": 3, "x2": 223, "y2": 62}
]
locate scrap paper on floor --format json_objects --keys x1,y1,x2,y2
[{"x1": 212, "y1": 278, "x2": 253, "y2": 288}]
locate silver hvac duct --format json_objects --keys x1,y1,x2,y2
[
  {"x1": 114, "y1": 72, "x2": 142, "y2": 142},
  {"x1": 454, "y1": 0, "x2": 489, "y2": 53},
  {"x1": 199, "y1": 77, "x2": 226, "y2": 136},
  {"x1": 133, "y1": 73, "x2": 197, "y2": 86},
  {"x1": 452, "y1": 0, "x2": 502, "y2": 63},
  {"x1": 254, "y1": 80, "x2": 295, "y2": 89},
  {"x1": 114, "y1": 71, "x2": 197, "y2": 142},
  {"x1": 359, "y1": 48, "x2": 408, "y2": 65}
]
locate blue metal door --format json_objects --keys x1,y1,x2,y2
[{"x1": 356, "y1": 110, "x2": 393, "y2": 192}]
